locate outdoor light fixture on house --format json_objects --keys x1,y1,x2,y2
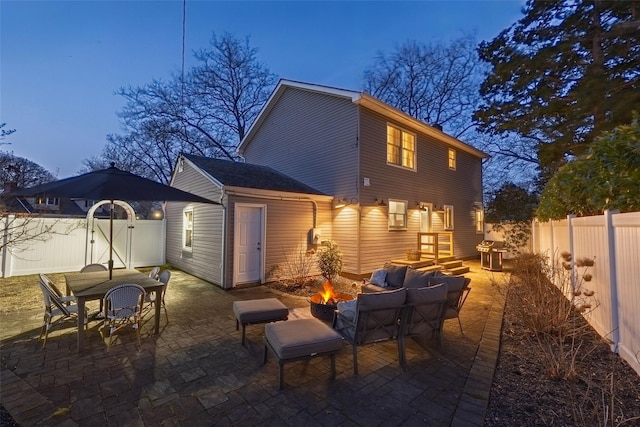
[
  {"x1": 374, "y1": 198, "x2": 387, "y2": 206},
  {"x1": 334, "y1": 198, "x2": 348, "y2": 208}
]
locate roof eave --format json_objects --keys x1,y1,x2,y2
[
  {"x1": 355, "y1": 94, "x2": 488, "y2": 159},
  {"x1": 238, "y1": 79, "x2": 362, "y2": 155},
  {"x1": 223, "y1": 185, "x2": 333, "y2": 202}
]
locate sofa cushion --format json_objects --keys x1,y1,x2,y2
[
  {"x1": 357, "y1": 287, "x2": 407, "y2": 310},
  {"x1": 428, "y1": 275, "x2": 468, "y2": 292},
  {"x1": 406, "y1": 283, "x2": 448, "y2": 304},
  {"x1": 428, "y1": 276, "x2": 471, "y2": 309},
  {"x1": 337, "y1": 299, "x2": 357, "y2": 321},
  {"x1": 369, "y1": 268, "x2": 388, "y2": 287},
  {"x1": 403, "y1": 268, "x2": 438, "y2": 289},
  {"x1": 383, "y1": 264, "x2": 408, "y2": 288}
]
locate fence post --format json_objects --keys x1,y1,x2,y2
[
  {"x1": 604, "y1": 209, "x2": 620, "y2": 353},
  {"x1": 567, "y1": 214, "x2": 576, "y2": 291},
  {"x1": 531, "y1": 219, "x2": 536, "y2": 253}
]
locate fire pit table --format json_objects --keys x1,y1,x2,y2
[{"x1": 309, "y1": 281, "x2": 354, "y2": 322}]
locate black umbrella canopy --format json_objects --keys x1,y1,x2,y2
[
  {"x1": 12, "y1": 164, "x2": 218, "y2": 278},
  {"x1": 13, "y1": 164, "x2": 217, "y2": 204}
]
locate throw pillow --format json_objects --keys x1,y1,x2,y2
[
  {"x1": 383, "y1": 264, "x2": 408, "y2": 288},
  {"x1": 403, "y1": 268, "x2": 438, "y2": 289},
  {"x1": 369, "y1": 268, "x2": 388, "y2": 287}
]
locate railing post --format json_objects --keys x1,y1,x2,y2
[{"x1": 604, "y1": 209, "x2": 620, "y2": 353}]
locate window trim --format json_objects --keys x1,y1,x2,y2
[
  {"x1": 444, "y1": 205, "x2": 454, "y2": 230},
  {"x1": 36, "y1": 197, "x2": 59, "y2": 206},
  {"x1": 448, "y1": 148, "x2": 457, "y2": 170},
  {"x1": 386, "y1": 123, "x2": 416, "y2": 171},
  {"x1": 475, "y1": 206, "x2": 484, "y2": 234},
  {"x1": 388, "y1": 199, "x2": 408, "y2": 231},
  {"x1": 183, "y1": 209, "x2": 194, "y2": 251}
]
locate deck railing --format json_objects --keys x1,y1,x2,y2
[{"x1": 417, "y1": 232, "x2": 453, "y2": 263}]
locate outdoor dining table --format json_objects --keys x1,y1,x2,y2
[{"x1": 64, "y1": 269, "x2": 164, "y2": 352}]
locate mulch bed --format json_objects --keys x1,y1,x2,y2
[{"x1": 486, "y1": 283, "x2": 640, "y2": 426}]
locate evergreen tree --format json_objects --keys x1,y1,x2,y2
[
  {"x1": 475, "y1": 0, "x2": 640, "y2": 180},
  {"x1": 536, "y1": 114, "x2": 640, "y2": 220}
]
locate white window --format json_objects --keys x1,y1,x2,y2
[
  {"x1": 448, "y1": 148, "x2": 456, "y2": 170},
  {"x1": 444, "y1": 205, "x2": 454, "y2": 230},
  {"x1": 388, "y1": 199, "x2": 408, "y2": 230},
  {"x1": 183, "y1": 210, "x2": 193, "y2": 249},
  {"x1": 387, "y1": 124, "x2": 415, "y2": 170},
  {"x1": 36, "y1": 197, "x2": 59, "y2": 206},
  {"x1": 475, "y1": 207, "x2": 484, "y2": 234}
]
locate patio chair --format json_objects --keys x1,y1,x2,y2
[
  {"x1": 39, "y1": 273, "x2": 75, "y2": 305},
  {"x1": 101, "y1": 284, "x2": 146, "y2": 351},
  {"x1": 80, "y1": 263, "x2": 107, "y2": 273},
  {"x1": 399, "y1": 284, "x2": 448, "y2": 369},
  {"x1": 144, "y1": 269, "x2": 170, "y2": 322},
  {"x1": 38, "y1": 279, "x2": 88, "y2": 348},
  {"x1": 148, "y1": 266, "x2": 160, "y2": 280},
  {"x1": 428, "y1": 276, "x2": 471, "y2": 334},
  {"x1": 332, "y1": 288, "x2": 406, "y2": 375}
]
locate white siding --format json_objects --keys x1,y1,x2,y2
[
  {"x1": 167, "y1": 162, "x2": 224, "y2": 286},
  {"x1": 243, "y1": 88, "x2": 359, "y2": 198}
]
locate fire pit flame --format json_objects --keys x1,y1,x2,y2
[
  {"x1": 319, "y1": 280, "x2": 338, "y2": 304},
  {"x1": 309, "y1": 280, "x2": 354, "y2": 322}
]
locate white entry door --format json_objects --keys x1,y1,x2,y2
[{"x1": 234, "y1": 205, "x2": 263, "y2": 285}]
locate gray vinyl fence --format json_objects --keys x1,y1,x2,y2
[
  {"x1": 1, "y1": 216, "x2": 165, "y2": 278},
  {"x1": 531, "y1": 210, "x2": 640, "y2": 376}
]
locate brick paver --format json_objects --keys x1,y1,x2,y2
[{"x1": 0, "y1": 261, "x2": 507, "y2": 426}]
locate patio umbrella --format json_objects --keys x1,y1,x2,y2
[{"x1": 13, "y1": 163, "x2": 218, "y2": 278}]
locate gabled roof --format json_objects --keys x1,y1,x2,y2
[
  {"x1": 238, "y1": 79, "x2": 487, "y2": 159},
  {"x1": 182, "y1": 154, "x2": 328, "y2": 196}
]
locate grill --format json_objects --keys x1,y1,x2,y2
[{"x1": 476, "y1": 240, "x2": 506, "y2": 271}]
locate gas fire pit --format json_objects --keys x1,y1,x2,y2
[{"x1": 309, "y1": 281, "x2": 354, "y2": 322}]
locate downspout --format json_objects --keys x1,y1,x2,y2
[
  {"x1": 356, "y1": 105, "x2": 362, "y2": 274},
  {"x1": 221, "y1": 193, "x2": 227, "y2": 288}
]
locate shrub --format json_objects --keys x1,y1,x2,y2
[
  {"x1": 509, "y1": 252, "x2": 597, "y2": 379},
  {"x1": 317, "y1": 241, "x2": 343, "y2": 283}
]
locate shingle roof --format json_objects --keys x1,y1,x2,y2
[
  {"x1": 183, "y1": 154, "x2": 327, "y2": 196},
  {"x1": 0, "y1": 195, "x2": 90, "y2": 217}
]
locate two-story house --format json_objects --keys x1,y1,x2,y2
[{"x1": 166, "y1": 80, "x2": 486, "y2": 288}]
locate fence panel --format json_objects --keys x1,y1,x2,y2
[
  {"x1": 1, "y1": 217, "x2": 165, "y2": 278},
  {"x1": 571, "y1": 216, "x2": 612, "y2": 339},
  {"x1": 613, "y1": 213, "x2": 640, "y2": 376},
  {"x1": 533, "y1": 211, "x2": 640, "y2": 376}
]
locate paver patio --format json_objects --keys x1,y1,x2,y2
[{"x1": 0, "y1": 260, "x2": 507, "y2": 426}]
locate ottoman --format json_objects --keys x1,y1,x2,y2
[
  {"x1": 233, "y1": 298, "x2": 289, "y2": 345},
  {"x1": 264, "y1": 318, "x2": 344, "y2": 389}
]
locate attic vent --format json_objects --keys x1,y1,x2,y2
[{"x1": 178, "y1": 157, "x2": 184, "y2": 173}]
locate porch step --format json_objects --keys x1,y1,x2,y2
[
  {"x1": 416, "y1": 264, "x2": 443, "y2": 273},
  {"x1": 441, "y1": 260, "x2": 463, "y2": 270},
  {"x1": 445, "y1": 266, "x2": 470, "y2": 276}
]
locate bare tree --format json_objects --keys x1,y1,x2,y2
[
  {"x1": 363, "y1": 34, "x2": 484, "y2": 140},
  {"x1": 0, "y1": 123, "x2": 16, "y2": 147},
  {"x1": 1, "y1": 152, "x2": 56, "y2": 192},
  {"x1": 90, "y1": 32, "x2": 277, "y2": 183}
]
